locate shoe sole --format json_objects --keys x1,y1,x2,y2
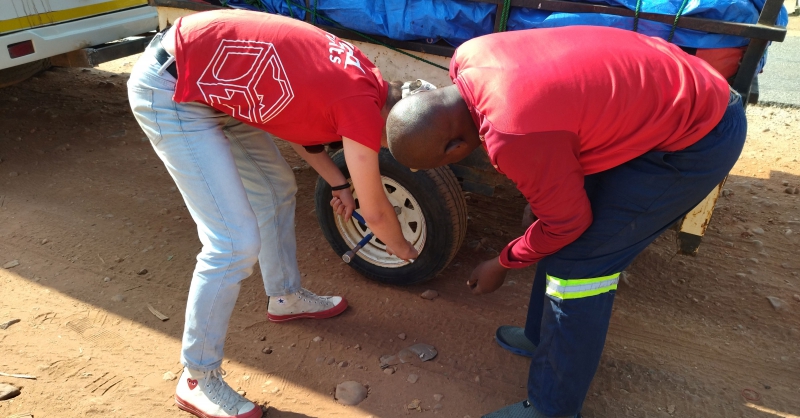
[
  {"x1": 267, "y1": 298, "x2": 348, "y2": 322},
  {"x1": 175, "y1": 394, "x2": 263, "y2": 418},
  {"x1": 494, "y1": 327, "x2": 535, "y2": 358}
]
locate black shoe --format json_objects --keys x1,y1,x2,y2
[{"x1": 495, "y1": 325, "x2": 537, "y2": 357}]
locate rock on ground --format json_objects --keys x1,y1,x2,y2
[
  {"x1": 767, "y1": 296, "x2": 790, "y2": 311},
  {"x1": 0, "y1": 383, "x2": 20, "y2": 400},
  {"x1": 335, "y1": 381, "x2": 368, "y2": 406}
]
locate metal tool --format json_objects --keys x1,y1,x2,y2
[
  {"x1": 341, "y1": 211, "x2": 415, "y2": 264},
  {"x1": 342, "y1": 211, "x2": 371, "y2": 263},
  {"x1": 342, "y1": 232, "x2": 374, "y2": 263}
]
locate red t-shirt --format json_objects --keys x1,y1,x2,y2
[
  {"x1": 172, "y1": 10, "x2": 388, "y2": 151},
  {"x1": 450, "y1": 26, "x2": 730, "y2": 269}
]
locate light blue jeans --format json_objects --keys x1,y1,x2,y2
[{"x1": 127, "y1": 38, "x2": 302, "y2": 372}]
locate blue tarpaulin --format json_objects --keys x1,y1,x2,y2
[{"x1": 225, "y1": 0, "x2": 787, "y2": 49}]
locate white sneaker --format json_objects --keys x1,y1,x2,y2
[
  {"x1": 267, "y1": 288, "x2": 348, "y2": 322},
  {"x1": 175, "y1": 368, "x2": 262, "y2": 418}
]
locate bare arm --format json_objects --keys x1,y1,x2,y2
[
  {"x1": 342, "y1": 138, "x2": 417, "y2": 260},
  {"x1": 289, "y1": 143, "x2": 347, "y2": 186},
  {"x1": 289, "y1": 143, "x2": 355, "y2": 221}
]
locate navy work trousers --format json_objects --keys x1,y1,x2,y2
[{"x1": 524, "y1": 92, "x2": 747, "y2": 417}]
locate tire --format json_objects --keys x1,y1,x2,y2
[
  {"x1": 315, "y1": 149, "x2": 468, "y2": 285},
  {"x1": 0, "y1": 59, "x2": 51, "y2": 88}
]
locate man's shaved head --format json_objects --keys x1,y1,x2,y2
[{"x1": 386, "y1": 85, "x2": 481, "y2": 170}]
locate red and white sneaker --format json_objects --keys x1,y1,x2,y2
[
  {"x1": 175, "y1": 368, "x2": 261, "y2": 418},
  {"x1": 267, "y1": 288, "x2": 348, "y2": 322}
]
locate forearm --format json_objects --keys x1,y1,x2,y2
[
  {"x1": 357, "y1": 197, "x2": 408, "y2": 250},
  {"x1": 289, "y1": 143, "x2": 347, "y2": 186}
]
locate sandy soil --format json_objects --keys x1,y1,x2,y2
[{"x1": 0, "y1": 54, "x2": 798, "y2": 418}]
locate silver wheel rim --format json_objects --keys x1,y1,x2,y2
[{"x1": 335, "y1": 176, "x2": 426, "y2": 268}]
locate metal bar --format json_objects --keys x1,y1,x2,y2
[
  {"x1": 149, "y1": 0, "x2": 222, "y2": 12},
  {"x1": 318, "y1": 25, "x2": 456, "y2": 57},
  {"x1": 493, "y1": 4, "x2": 504, "y2": 32},
  {"x1": 89, "y1": 35, "x2": 155, "y2": 66},
  {"x1": 304, "y1": 0, "x2": 312, "y2": 23},
  {"x1": 730, "y1": 0, "x2": 784, "y2": 103},
  {"x1": 466, "y1": 0, "x2": 786, "y2": 42}
]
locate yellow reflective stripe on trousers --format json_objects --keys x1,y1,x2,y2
[{"x1": 546, "y1": 273, "x2": 620, "y2": 300}]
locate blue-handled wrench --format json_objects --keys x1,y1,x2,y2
[
  {"x1": 341, "y1": 211, "x2": 415, "y2": 263},
  {"x1": 342, "y1": 211, "x2": 371, "y2": 263}
]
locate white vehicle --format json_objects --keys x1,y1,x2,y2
[{"x1": 0, "y1": 0, "x2": 158, "y2": 87}]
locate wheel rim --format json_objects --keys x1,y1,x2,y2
[{"x1": 335, "y1": 176, "x2": 426, "y2": 268}]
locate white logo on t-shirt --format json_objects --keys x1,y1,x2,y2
[
  {"x1": 325, "y1": 33, "x2": 365, "y2": 74},
  {"x1": 197, "y1": 40, "x2": 294, "y2": 124}
]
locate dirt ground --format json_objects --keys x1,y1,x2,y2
[{"x1": 0, "y1": 52, "x2": 798, "y2": 418}]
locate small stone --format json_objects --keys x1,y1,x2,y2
[
  {"x1": 433, "y1": 403, "x2": 443, "y2": 411},
  {"x1": 326, "y1": 357, "x2": 336, "y2": 365},
  {"x1": 721, "y1": 188, "x2": 732, "y2": 197},
  {"x1": 289, "y1": 343, "x2": 296, "y2": 348},
  {"x1": 793, "y1": 294, "x2": 800, "y2": 303},
  {"x1": 0, "y1": 383, "x2": 21, "y2": 400},
  {"x1": 316, "y1": 356, "x2": 325, "y2": 363},
  {"x1": 262, "y1": 347, "x2": 272, "y2": 354},
  {"x1": 259, "y1": 336, "x2": 266, "y2": 341},
  {"x1": 433, "y1": 394, "x2": 444, "y2": 402},
  {"x1": 767, "y1": 296, "x2": 789, "y2": 311},
  {"x1": 335, "y1": 381, "x2": 368, "y2": 406},
  {"x1": 312, "y1": 336, "x2": 323, "y2": 342},
  {"x1": 407, "y1": 399, "x2": 422, "y2": 411},
  {"x1": 3, "y1": 259, "x2": 20, "y2": 269},
  {"x1": 785, "y1": 229, "x2": 793, "y2": 236},
  {"x1": 783, "y1": 181, "x2": 790, "y2": 186},
  {"x1": 467, "y1": 240, "x2": 482, "y2": 251},
  {"x1": 668, "y1": 404, "x2": 675, "y2": 414},
  {"x1": 786, "y1": 187, "x2": 795, "y2": 194},
  {"x1": 407, "y1": 374, "x2": 419, "y2": 383},
  {"x1": 41, "y1": 239, "x2": 48, "y2": 245},
  {"x1": 751, "y1": 227, "x2": 765, "y2": 235},
  {"x1": 421, "y1": 289, "x2": 439, "y2": 300},
  {"x1": 354, "y1": 344, "x2": 361, "y2": 350},
  {"x1": 749, "y1": 258, "x2": 759, "y2": 264},
  {"x1": 752, "y1": 240, "x2": 763, "y2": 248},
  {"x1": 724, "y1": 241, "x2": 734, "y2": 247},
  {"x1": 137, "y1": 268, "x2": 148, "y2": 275},
  {"x1": 384, "y1": 368, "x2": 395, "y2": 375},
  {"x1": 111, "y1": 294, "x2": 126, "y2": 302},
  {"x1": 104, "y1": 277, "x2": 111, "y2": 282},
  {"x1": 398, "y1": 333, "x2": 407, "y2": 340},
  {"x1": 237, "y1": 390, "x2": 246, "y2": 396},
  {"x1": 162, "y1": 371, "x2": 177, "y2": 381},
  {"x1": 736, "y1": 273, "x2": 747, "y2": 279},
  {"x1": 474, "y1": 375, "x2": 481, "y2": 383},
  {"x1": 338, "y1": 361, "x2": 349, "y2": 368}
]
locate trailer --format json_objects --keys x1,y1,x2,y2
[{"x1": 148, "y1": 0, "x2": 787, "y2": 285}]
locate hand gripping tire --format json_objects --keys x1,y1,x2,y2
[{"x1": 314, "y1": 149, "x2": 467, "y2": 285}]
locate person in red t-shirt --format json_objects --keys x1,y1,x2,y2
[
  {"x1": 127, "y1": 9, "x2": 419, "y2": 418},
  {"x1": 387, "y1": 26, "x2": 746, "y2": 418}
]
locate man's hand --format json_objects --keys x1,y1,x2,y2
[
  {"x1": 385, "y1": 240, "x2": 419, "y2": 261},
  {"x1": 330, "y1": 188, "x2": 355, "y2": 222},
  {"x1": 467, "y1": 257, "x2": 509, "y2": 295}
]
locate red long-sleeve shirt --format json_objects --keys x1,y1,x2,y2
[{"x1": 449, "y1": 26, "x2": 729, "y2": 268}]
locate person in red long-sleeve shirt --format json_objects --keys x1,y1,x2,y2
[{"x1": 386, "y1": 26, "x2": 746, "y2": 418}]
